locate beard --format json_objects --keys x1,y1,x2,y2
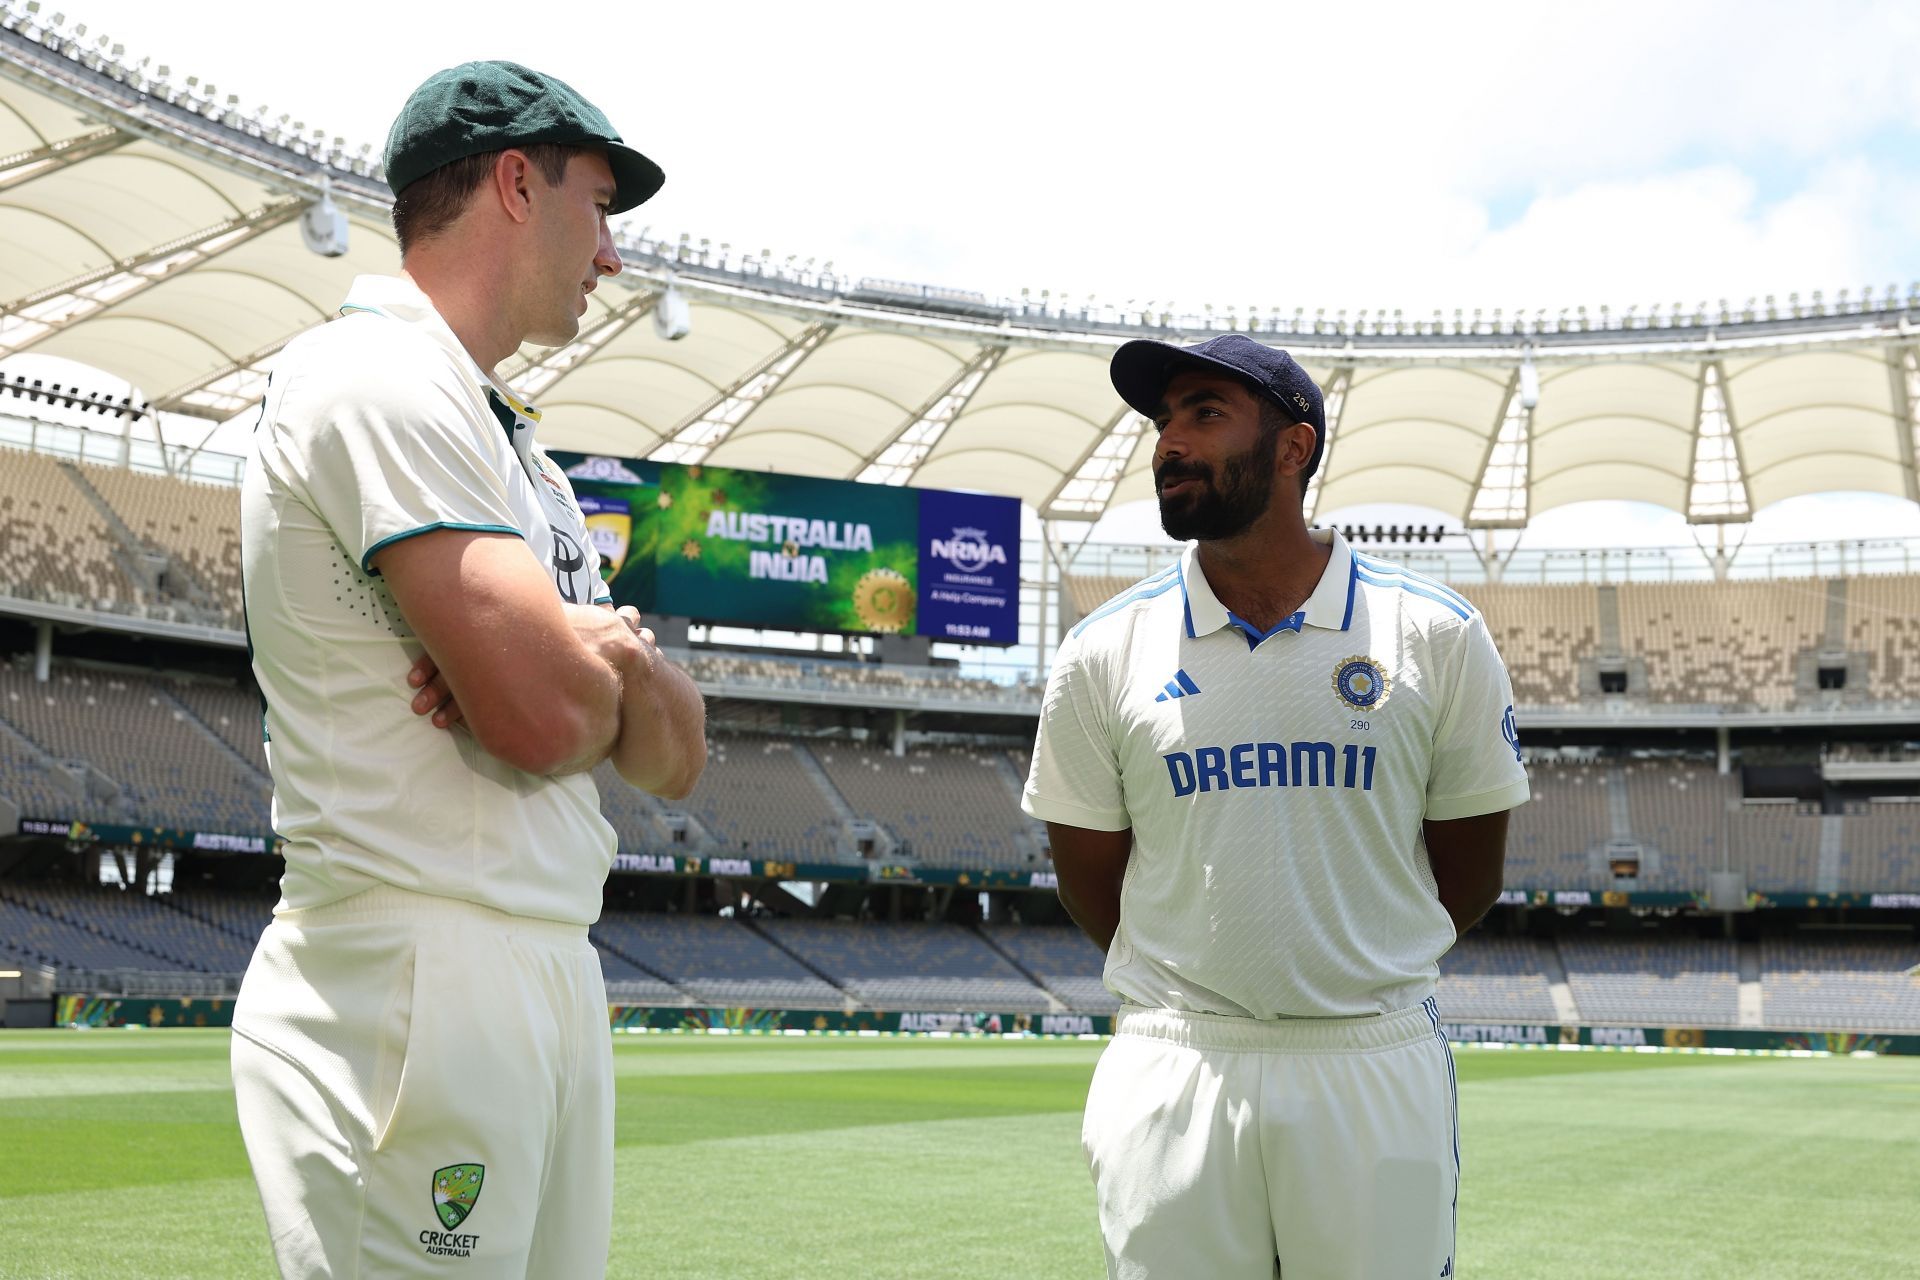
[{"x1": 1156, "y1": 428, "x2": 1282, "y2": 541}]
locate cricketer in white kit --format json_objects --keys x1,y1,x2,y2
[
  {"x1": 1024, "y1": 335, "x2": 1529, "y2": 1280},
  {"x1": 231, "y1": 62, "x2": 705, "y2": 1279}
]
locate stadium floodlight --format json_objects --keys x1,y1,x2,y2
[
  {"x1": 653, "y1": 280, "x2": 692, "y2": 341},
  {"x1": 1518, "y1": 353, "x2": 1540, "y2": 411},
  {"x1": 299, "y1": 174, "x2": 349, "y2": 257}
]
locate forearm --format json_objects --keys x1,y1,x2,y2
[
  {"x1": 1425, "y1": 811, "x2": 1510, "y2": 941},
  {"x1": 610, "y1": 653, "x2": 707, "y2": 798},
  {"x1": 538, "y1": 641, "x2": 629, "y2": 777},
  {"x1": 1432, "y1": 862, "x2": 1503, "y2": 938},
  {"x1": 1057, "y1": 869, "x2": 1125, "y2": 953}
]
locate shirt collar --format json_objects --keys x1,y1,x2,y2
[
  {"x1": 337, "y1": 274, "x2": 542, "y2": 425},
  {"x1": 1179, "y1": 527, "x2": 1357, "y2": 645}
]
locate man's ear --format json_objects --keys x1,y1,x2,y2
[
  {"x1": 1284, "y1": 422, "x2": 1318, "y2": 481},
  {"x1": 493, "y1": 149, "x2": 536, "y2": 226}
]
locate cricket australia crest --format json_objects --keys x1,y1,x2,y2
[{"x1": 432, "y1": 1163, "x2": 485, "y2": 1230}]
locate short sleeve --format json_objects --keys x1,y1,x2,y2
[
  {"x1": 1424, "y1": 612, "x2": 1531, "y2": 821},
  {"x1": 276, "y1": 328, "x2": 523, "y2": 574},
  {"x1": 1022, "y1": 637, "x2": 1129, "y2": 831}
]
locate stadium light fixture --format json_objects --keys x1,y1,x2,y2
[
  {"x1": 299, "y1": 174, "x2": 349, "y2": 257},
  {"x1": 1518, "y1": 353, "x2": 1540, "y2": 411},
  {"x1": 653, "y1": 280, "x2": 692, "y2": 341}
]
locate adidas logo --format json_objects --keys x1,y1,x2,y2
[{"x1": 1153, "y1": 669, "x2": 1201, "y2": 702}]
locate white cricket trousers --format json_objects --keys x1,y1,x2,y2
[
  {"x1": 230, "y1": 885, "x2": 613, "y2": 1279},
  {"x1": 1083, "y1": 1001, "x2": 1459, "y2": 1280}
]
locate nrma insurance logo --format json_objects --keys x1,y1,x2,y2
[{"x1": 928, "y1": 525, "x2": 1007, "y2": 573}]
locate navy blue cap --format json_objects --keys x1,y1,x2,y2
[{"x1": 1111, "y1": 334, "x2": 1327, "y2": 479}]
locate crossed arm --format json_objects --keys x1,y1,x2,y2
[
  {"x1": 372, "y1": 528, "x2": 706, "y2": 798},
  {"x1": 1042, "y1": 809, "x2": 1511, "y2": 953}
]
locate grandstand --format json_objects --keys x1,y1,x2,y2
[
  {"x1": 1, "y1": 10, "x2": 1919, "y2": 1041},
  {"x1": 1434, "y1": 935, "x2": 1561, "y2": 1024},
  {"x1": 1558, "y1": 934, "x2": 1741, "y2": 1026}
]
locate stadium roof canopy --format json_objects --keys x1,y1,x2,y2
[{"x1": 3, "y1": 8, "x2": 1919, "y2": 528}]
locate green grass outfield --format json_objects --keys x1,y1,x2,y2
[{"x1": 0, "y1": 1030, "x2": 1914, "y2": 1279}]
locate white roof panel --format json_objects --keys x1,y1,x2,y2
[{"x1": 3, "y1": 26, "x2": 1917, "y2": 529}]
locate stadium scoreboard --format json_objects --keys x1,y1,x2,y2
[{"x1": 551, "y1": 452, "x2": 1021, "y2": 645}]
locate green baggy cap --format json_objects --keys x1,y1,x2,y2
[{"x1": 384, "y1": 60, "x2": 664, "y2": 214}]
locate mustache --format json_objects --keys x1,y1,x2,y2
[{"x1": 1155, "y1": 461, "x2": 1212, "y2": 493}]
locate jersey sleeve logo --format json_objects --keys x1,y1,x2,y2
[
  {"x1": 1332, "y1": 655, "x2": 1391, "y2": 710},
  {"x1": 1501, "y1": 704, "x2": 1521, "y2": 761}
]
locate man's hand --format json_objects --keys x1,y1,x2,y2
[
  {"x1": 410, "y1": 603, "x2": 649, "y2": 732},
  {"x1": 564, "y1": 602, "x2": 649, "y2": 674}
]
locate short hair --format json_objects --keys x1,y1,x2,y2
[
  {"x1": 390, "y1": 143, "x2": 586, "y2": 255},
  {"x1": 1258, "y1": 397, "x2": 1321, "y2": 495}
]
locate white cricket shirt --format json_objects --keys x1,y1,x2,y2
[
  {"x1": 241, "y1": 274, "x2": 617, "y2": 926},
  {"x1": 1023, "y1": 529, "x2": 1530, "y2": 1018}
]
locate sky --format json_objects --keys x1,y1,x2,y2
[{"x1": 15, "y1": 0, "x2": 1920, "y2": 552}]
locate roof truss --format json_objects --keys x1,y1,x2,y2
[
  {"x1": 648, "y1": 321, "x2": 834, "y2": 465},
  {"x1": 0, "y1": 124, "x2": 131, "y2": 193},
  {"x1": 1467, "y1": 370, "x2": 1529, "y2": 527},
  {"x1": 504, "y1": 288, "x2": 659, "y2": 403},
  {"x1": 0, "y1": 199, "x2": 303, "y2": 357},
  {"x1": 1042, "y1": 405, "x2": 1146, "y2": 520},
  {"x1": 856, "y1": 343, "x2": 1005, "y2": 485},
  {"x1": 1687, "y1": 361, "x2": 1752, "y2": 522}
]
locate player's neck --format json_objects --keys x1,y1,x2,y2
[
  {"x1": 400, "y1": 261, "x2": 522, "y2": 372},
  {"x1": 1193, "y1": 507, "x2": 1329, "y2": 632}
]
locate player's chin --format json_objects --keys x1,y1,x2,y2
[{"x1": 526, "y1": 314, "x2": 582, "y2": 347}]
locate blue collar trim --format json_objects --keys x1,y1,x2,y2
[{"x1": 1226, "y1": 608, "x2": 1307, "y2": 651}]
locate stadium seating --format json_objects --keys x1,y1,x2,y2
[
  {"x1": 1616, "y1": 580, "x2": 1827, "y2": 709},
  {"x1": 592, "y1": 761, "x2": 665, "y2": 853},
  {"x1": 0, "y1": 666, "x2": 269, "y2": 832},
  {"x1": 167, "y1": 679, "x2": 269, "y2": 777},
  {"x1": 9, "y1": 882, "x2": 255, "y2": 972},
  {"x1": 1844, "y1": 575, "x2": 1920, "y2": 701},
  {"x1": 757, "y1": 919, "x2": 1051, "y2": 1012},
  {"x1": 0, "y1": 723, "x2": 80, "y2": 819},
  {"x1": 1833, "y1": 805, "x2": 1920, "y2": 894},
  {"x1": 811, "y1": 740, "x2": 1037, "y2": 869},
  {"x1": 1459, "y1": 583, "x2": 1599, "y2": 706},
  {"x1": 980, "y1": 924, "x2": 1114, "y2": 1013},
  {"x1": 1730, "y1": 806, "x2": 1824, "y2": 893},
  {"x1": 0, "y1": 447, "x2": 145, "y2": 613},
  {"x1": 1759, "y1": 934, "x2": 1920, "y2": 1031},
  {"x1": 73, "y1": 460, "x2": 243, "y2": 625},
  {"x1": 1620, "y1": 760, "x2": 1736, "y2": 889},
  {"x1": 592, "y1": 913, "x2": 840, "y2": 1008},
  {"x1": 1436, "y1": 934, "x2": 1560, "y2": 1022},
  {"x1": 1558, "y1": 934, "x2": 1739, "y2": 1025},
  {"x1": 0, "y1": 883, "x2": 219, "y2": 972},
  {"x1": 164, "y1": 890, "x2": 275, "y2": 951},
  {"x1": 1504, "y1": 760, "x2": 1610, "y2": 887},
  {"x1": 669, "y1": 733, "x2": 845, "y2": 861},
  {"x1": 680, "y1": 651, "x2": 1032, "y2": 704}
]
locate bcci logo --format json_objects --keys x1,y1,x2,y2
[
  {"x1": 929, "y1": 525, "x2": 1007, "y2": 573},
  {"x1": 1501, "y1": 704, "x2": 1521, "y2": 762},
  {"x1": 1332, "y1": 655, "x2": 1391, "y2": 710}
]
